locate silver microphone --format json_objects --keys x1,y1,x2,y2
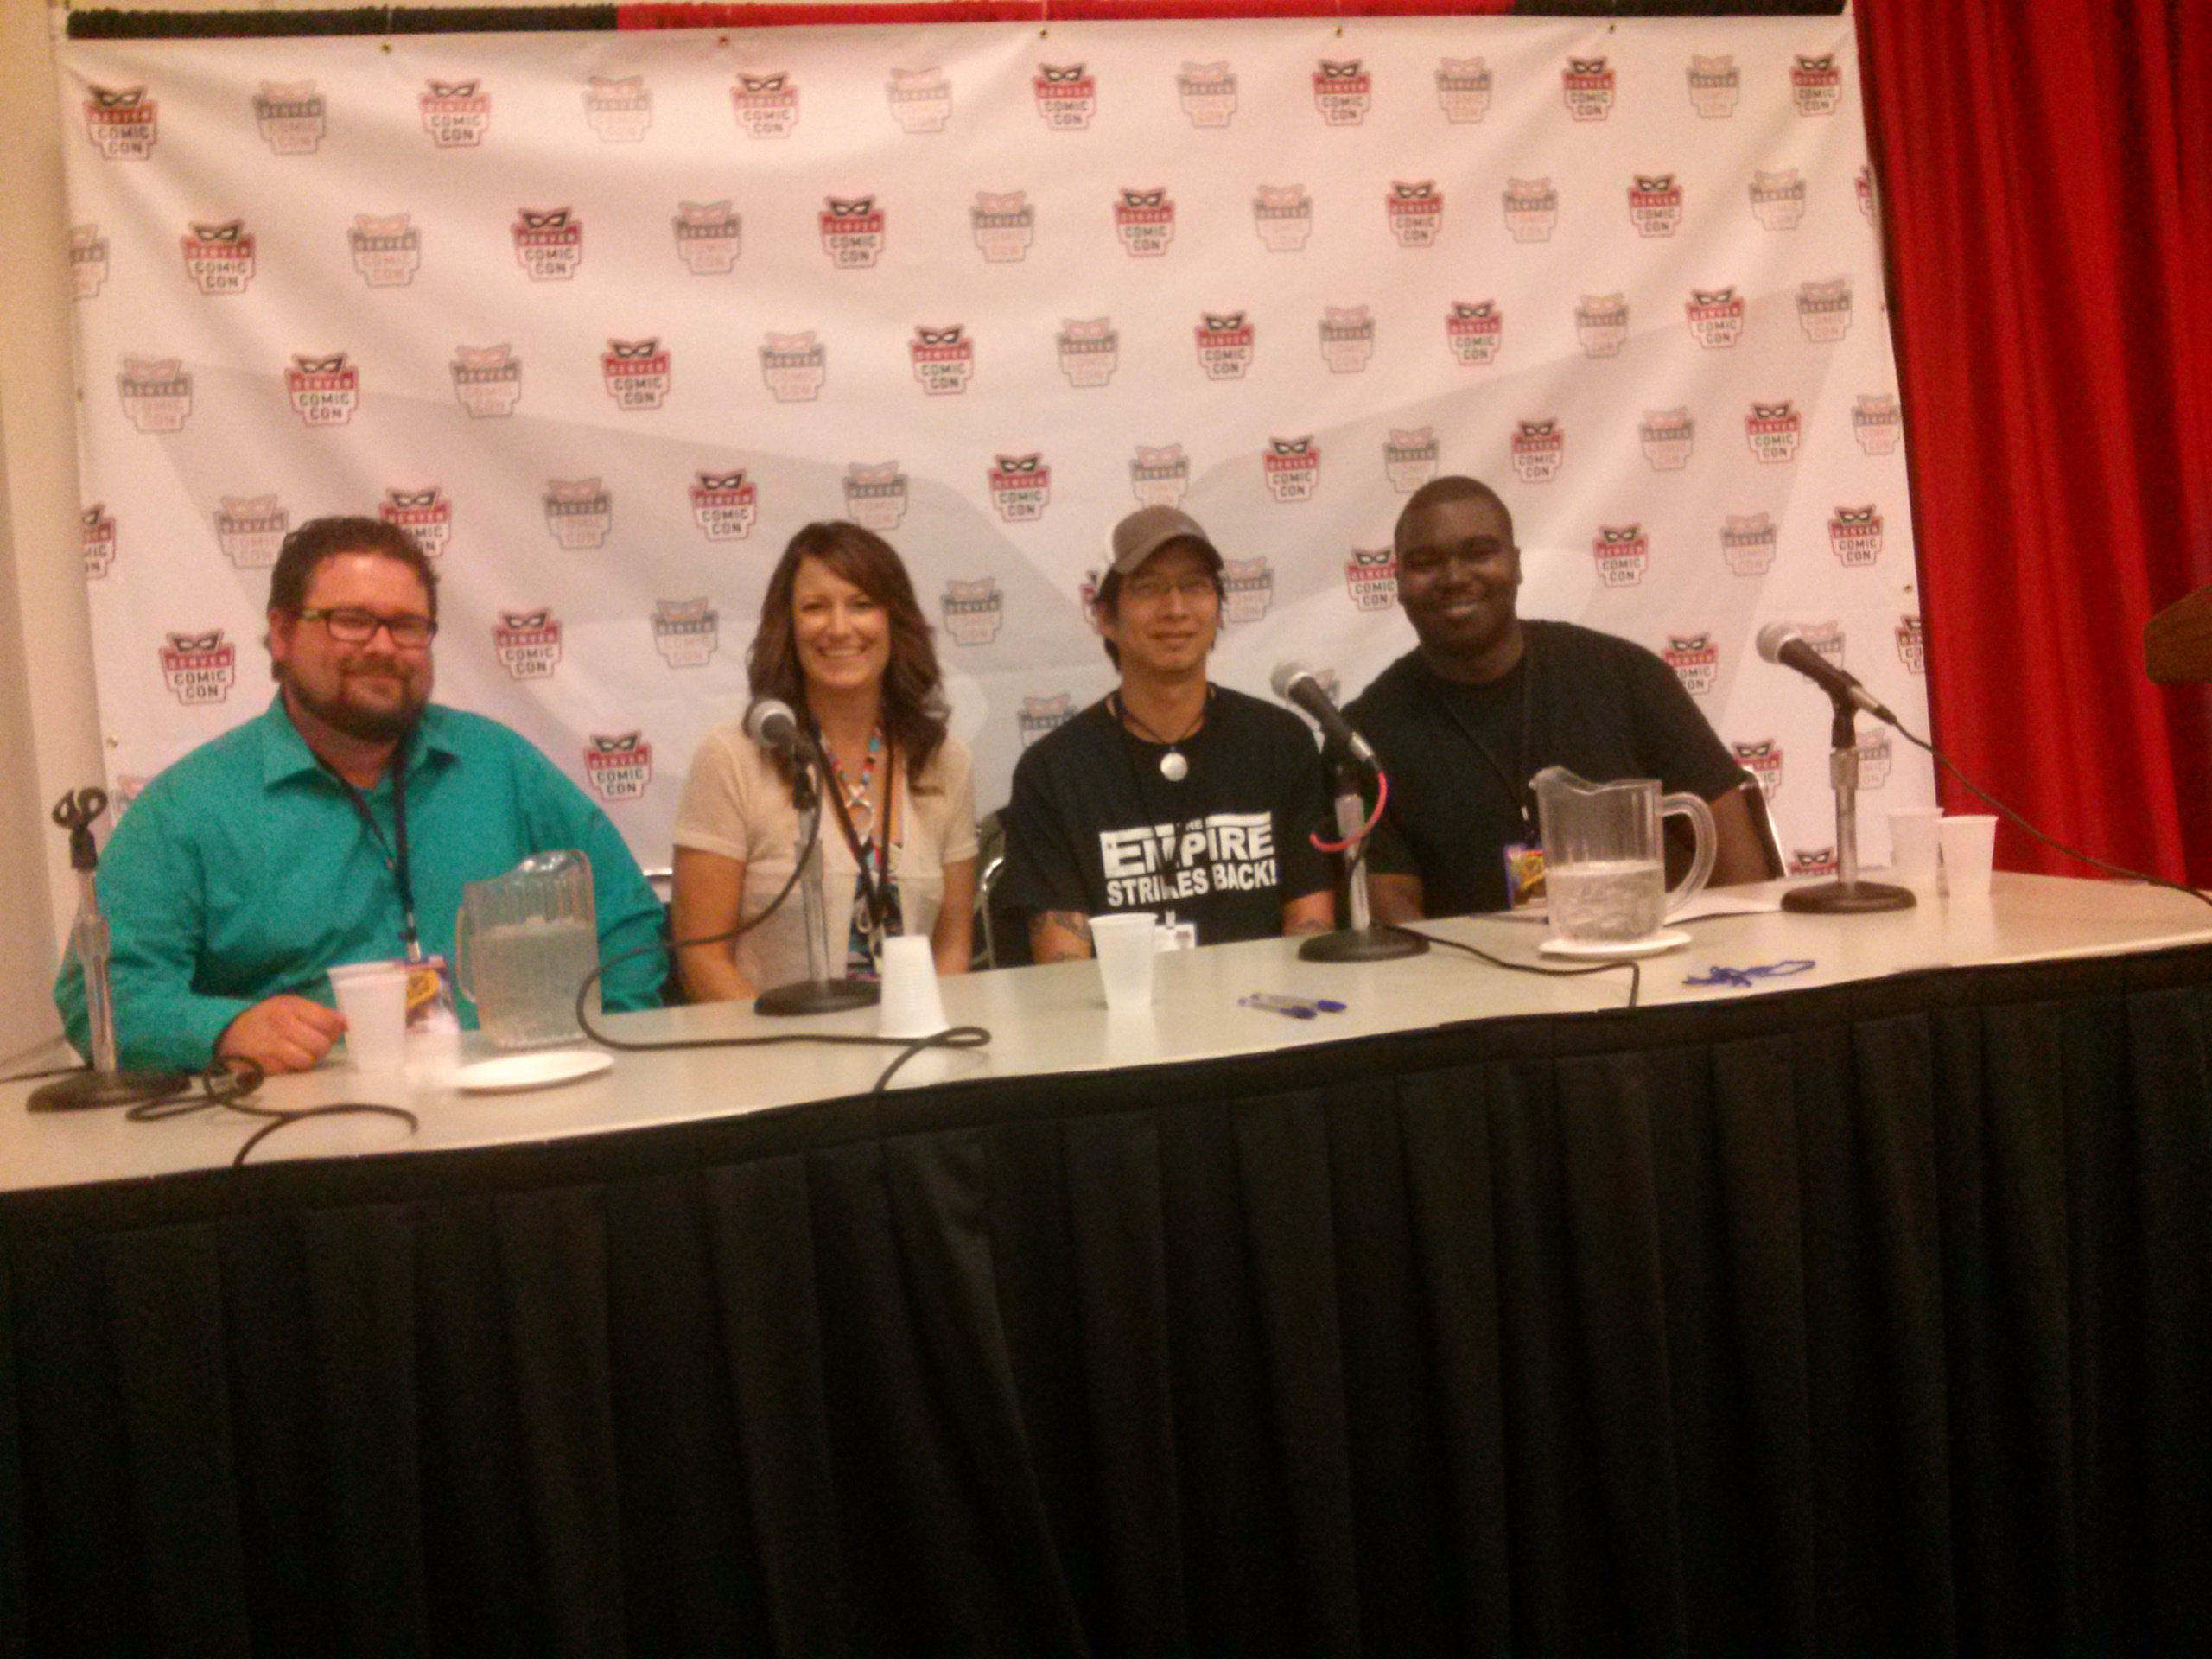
[
  {"x1": 1271, "y1": 660, "x2": 1381, "y2": 770},
  {"x1": 1756, "y1": 623, "x2": 1898, "y2": 723},
  {"x1": 743, "y1": 697, "x2": 820, "y2": 762}
]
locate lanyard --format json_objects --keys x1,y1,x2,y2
[
  {"x1": 1108, "y1": 688, "x2": 1212, "y2": 875},
  {"x1": 321, "y1": 739, "x2": 423, "y2": 962},
  {"x1": 819, "y1": 725, "x2": 899, "y2": 933},
  {"x1": 1423, "y1": 630, "x2": 1537, "y2": 839}
]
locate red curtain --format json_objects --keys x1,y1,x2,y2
[{"x1": 1855, "y1": 0, "x2": 2212, "y2": 885}]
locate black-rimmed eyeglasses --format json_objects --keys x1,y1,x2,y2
[{"x1": 296, "y1": 607, "x2": 438, "y2": 648}]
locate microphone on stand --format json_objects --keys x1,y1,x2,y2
[
  {"x1": 745, "y1": 701, "x2": 878, "y2": 1016},
  {"x1": 1756, "y1": 623, "x2": 1900, "y2": 725},
  {"x1": 744, "y1": 697, "x2": 821, "y2": 766},
  {"x1": 1267, "y1": 663, "x2": 1426, "y2": 963},
  {"x1": 1271, "y1": 661, "x2": 1381, "y2": 773},
  {"x1": 31, "y1": 787, "x2": 190, "y2": 1112},
  {"x1": 1755, "y1": 626, "x2": 1916, "y2": 915}
]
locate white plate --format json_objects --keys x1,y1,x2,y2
[
  {"x1": 454, "y1": 1050, "x2": 613, "y2": 1094},
  {"x1": 1537, "y1": 928, "x2": 1693, "y2": 961}
]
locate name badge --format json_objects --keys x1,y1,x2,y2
[{"x1": 1503, "y1": 844, "x2": 1548, "y2": 910}]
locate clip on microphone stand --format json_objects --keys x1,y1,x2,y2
[
  {"x1": 1779, "y1": 696, "x2": 1916, "y2": 914},
  {"x1": 31, "y1": 787, "x2": 190, "y2": 1111},
  {"x1": 754, "y1": 748, "x2": 881, "y2": 1016},
  {"x1": 1300, "y1": 757, "x2": 1429, "y2": 963}
]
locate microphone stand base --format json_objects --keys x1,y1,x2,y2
[
  {"x1": 753, "y1": 977, "x2": 881, "y2": 1018},
  {"x1": 1781, "y1": 880, "x2": 1917, "y2": 915},
  {"x1": 1299, "y1": 926, "x2": 1430, "y2": 963},
  {"x1": 29, "y1": 1067, "x2": 190, "y2": 1113}
]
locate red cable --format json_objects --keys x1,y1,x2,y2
[{"x1": 1311, "y1": 771, "x2": 1387, "y2": 855}]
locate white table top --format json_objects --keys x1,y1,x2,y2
[{"x1": 5, "y1": 873, "x2": 2209, "y2": 1195}]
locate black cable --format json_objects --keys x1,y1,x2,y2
[
  {"x1": 571, "y1": 790, "x2": 994, "y2": 1090},
  {"x1": 1382, "y1": 922, "x2": 1643, "y2": 1008},
  {"x1": 124, "y1": 1058, "x2": 418, "y2": 1166},
  {"x1": 1, "y1": 1063, "x2": 90, "y2": 1084},
  {"x1": 1890, "y1": 721, "x2": 2212, "y2": 911}
]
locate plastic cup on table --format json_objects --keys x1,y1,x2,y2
[
  {"x1": 877, "y1": 935, "x2": 950, "y2": 1039},
  {"x1": 1887, "y1": 807, "x2": 1945, "y2": 890},
  {"x1": 327, "y1": 962, "x2": 411, "y2": 1072},
  {"x1": 1088, "y1": 912, "x2": 1159, "y2": 1011},
  {"x1": 1937, "y1": 815, "x2": 1999, "y2": 897}
]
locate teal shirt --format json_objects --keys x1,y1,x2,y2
[{"x1": 55, "y1": 697, "x2": 665, "y2": 1070}]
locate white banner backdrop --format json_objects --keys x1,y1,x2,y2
[{"x1": 57, "y1": 16, "x2": 1930, "y2": 877}]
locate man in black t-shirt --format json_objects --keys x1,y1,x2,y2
[
  {"x1": 1345, "y1": 476, "x2": 1771, "y2": 919},
  {"x1": 1000, "y1": 505, "x2": 1335, "y2": 959}
]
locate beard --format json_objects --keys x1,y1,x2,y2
[{"x1": 289, "y1": 664, "x2": 427, "y2": 742}]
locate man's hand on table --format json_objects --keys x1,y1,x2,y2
[{"x1": 217, "y1": 995, "x2": 348, "y2": 1074}]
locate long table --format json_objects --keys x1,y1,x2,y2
[{"x1": 3, "y1": 874, "x2": 2209, "y2": 1653}]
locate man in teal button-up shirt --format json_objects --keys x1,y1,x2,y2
[{"x1": 54, "y1": 517, "x2": 664, "y2": 1073}]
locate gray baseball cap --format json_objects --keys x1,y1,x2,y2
[{"x1": 1109, "y1": 504, "x2": 1222, "y2": 576}]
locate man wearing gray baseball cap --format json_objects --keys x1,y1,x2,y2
[{"x1": 999, "y1": 504, "x2": 1335, "y2": 962}]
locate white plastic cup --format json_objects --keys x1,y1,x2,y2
[
  {"x1": 1887, "y1": 807, "x2": 1946, "y2": 889},
  {"x1": 877, "y1": 935, "x2": 950, "y2": 1039},
  {"x1": 1088, "y1": 912, "x2": 1160, "y2": 1011},
  {"x1": 1938, "y1": 815, "x2": 1999, "y2": 897},
  {"x1": 327, "y1": 962, "x2": 411, "y2": 1072}
]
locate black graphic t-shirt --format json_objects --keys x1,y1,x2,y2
[
  {"x1": 1347, "y1": 621, "x2": 1750, "y2": 917},
  {"x1": 999, "y1": 686, "x2": 1333, "y2": 946}
]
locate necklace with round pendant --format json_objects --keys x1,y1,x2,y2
[
  {"x1": 1159, "y1": 748, "x2": 1189, "y2": 782},
  {"x1": 1115, "y1": 690, "x2": 1208, "y2": 782}
]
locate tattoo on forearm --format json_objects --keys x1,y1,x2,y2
[{"x1": 1044, "y1": 910, "x2": 1092, "y2": 944}]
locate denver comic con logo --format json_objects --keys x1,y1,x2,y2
[
  {"x1": 1263, "y1": 437, "x2": 1319, "y2": 503},
  {"x1": 380, "y1": 486, "x2": 451, "y2": 556},
  {"x1": 884, "y1": 67, "x2": 950, "y2": 133},
  {"x1": 1792, "y1": 54, "x2": 1843, "y2": 116},
  {"x1": 1687, "y1": 286, "x2": 1745, "y2": 348},
  {"x1": 1732, "y1": 738, "x2": 1783, "y2": 802},
  {"x1": 452, "y1": 343, "x2": 520, "y2": 416},
  {"x1": 1130, "y1": 444, "x2": 1188, "y2": 507},
  {"x1": 820, "y1": 196, "x2": 886, "y2": 268},
  {"x1": 1177, "y1": 62, "x2": 1236, "y2": 128},
  {"x1": 514, "y1": 207, "x2": 582, "y2": 279},
  {"x1": 733, "y1": 71, "x2": 797, "y2": 137},
  {"x1": 181, "y1": 220, "x2": 254, "y2": 295},
  {"x1": 420, "y1": 79, "x2": 488, "y2": 147},
  {"x1": 652, "y1": 599, "x2": 718, "y2": 668},
  {"x1": 493, "y1": 609, "x2": 562, "y2": 679},
  {"x1": 1688, "y1": 55, "x2": 1739, "y2": 118},
  {"x1": 1751, "y1": 168, "x2": 1808, "y2": 230},
  {"x1": 543, "y1": 478, "x2": 612, "y2": 549},
  {"x1": 1828, "y1": 505, "x2": 1884, "y2": 566},
  {"x1": 1384, "y1": 428, "x2": 1440, "y2": 493},
  {"x1": 690, "y1": 471, "x2": 758, "y2": 541},
  {"x1": 70, "y1": 224, "x2": 109, "y2": 298},
  {"x1": 1436, "y1": 58, "x2": 1491, "y2": 122},
  {"x1": 1628, "y1": 175, "x2": 1683, "y2": 238},
  {"x1": 83, "y1": 85, "x2": 156, "y2": 159},
  {"x1": 1057, "y1": 318, "x2": 1117, "y2": 387},
  {"x1": 255, "y1": 80, "x2": 325, "y2": 153},
  {"x1": 1562, "y1": 57, "x2": 1615, "y2": 121},
  {"x1": 972, "y1": 193, "x2": 1033, "y2": 263},
  {"x1": 1446, "y1": 300, "x2": 1503, "y2": 365},
  {"x1": 1720, "y1": 513, "x2": 1777, "y2": 575},
  {"x1": 1253, "y1": 185, "x2": 1312, "y2": 251},
  {"x1": 1116, "y1": 188, "x2": 1174, "y2": 257},
  {"x1": 1798, "y1": 278, "x2": 1853, "y2": 341},
  {"x1": 760, "y1": 332, "x2": 825, "y2": 402},
  {"x1": 911, "y1": 325, "x2": 974, "y2": 395},
  {"x1": 350, "y1": 214, "x2": 420, "y2": 287},
  {"x1": 1344, "y1": 549, "x2": 1397, "y2": 611},
  {"x1": 160, "y1": 630, "x2": 235, "y2": 704},
  {"x1": 1745, "y1": 401, "x2": 1802, "y2": 463},
  {"x1": 1194, "y1": 312, "x2": 1254, "y2": 379},
  {"x1": 1854, "y1": 394, "x2": 1903, "y2": 454},
  {"x1": 603, "y1": 339, "x2": 671, "y2": 410},
  {"x1": 1319, "y1": 307, "x2": 1373, "y2": 372},
  {"x1": 118, "y1": 357, "x2": 191, "y2": 432},
  {"x1": 1897, "y1": 615, "x2": 1926, "y2": 673},
  {"x1": 1387, "y1": 181, "x2": 1443, "y2": 246},
  {"x1": 82, "y1": 505, "x2": 117, "y2": 580},
  {"x1": 1592, "y1": 524, "x2": 1649, "y2": 588},
  {"x1": 585, "y1": 76, "x2": 651, "y2": 142},
  {"x1": 988, "y1": 454, "x2": 1049, "y2": 522},
  {"x1": 1664, "y1": 633, "x2": 1719, "y2": 696},
  {"x1": 1511, "y1": 419, "x2": 1566, "y2": 484},
  {"x1": 213, "y1": 495, "x2": 288, "y2": 569},
  {"x1": 1503, "y1": 179, "x2": 1557, "y2": 243},
  {"x1": 1034, "y1": 63, "x2": 1096, "y2": 129},
  {"x1": 584, "y1": 733, "x2": 652, "y2": 803},
  {"x1": 1575, "y1": 294, "x2": 1628, "y2": 358},
  {"x1": 286, "y1": 353, "x2": 358, "y2": 427},
  {"x1": 941, "y1": 578, "x2": 1003, "y2": 646},
  {"x1": 1019, "y1": 694, "x2": 1074, "y2": 746},
  {"x1": 673, "y1": 201, "x2": 741, "y2": 274},
  {"x1": 1640, "y1": 409, "x2": 1694, "y2": 472},
  {"x1": 843, "y1": 461, "x2": 907, "y2": 530},
  {"x1": 1313, "y1": 60, "x2": 1370, "y2": 125},
  {"x1": 1223, "y1": 557, "x2": 1274, "y2": 624}
]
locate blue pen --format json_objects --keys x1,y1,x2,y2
[
  {"x1": 1248, "y1": 991, "x2": 1350, "y2": 1014},
  {"x1": 1239, "y1": 994, "x2": 1319, "y2": 1020}
]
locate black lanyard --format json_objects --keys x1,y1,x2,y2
[
  {"x1": 817, "y1": 724, "x2": 898, "y2": 933},
  {"x1": 321, "y1": 741, "x2": 423, "y2": 962},
  {"x1": 1423, "y1": 631, "x2": 1537, "y2": 840}
]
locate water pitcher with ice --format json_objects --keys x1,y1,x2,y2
[
  {"x1": 454, "y1": 850, "x2": 601, "y2": 1048},
  {"x1": 1530, "y1": 768, "x2": 1715, "y2": 944}
]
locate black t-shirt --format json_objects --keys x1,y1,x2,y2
[
  {"x1": 999, "y1": 686, "x2": 1334, "y2": 945},
  {"x1": 1346, "y1": 621, "x2": 1751, "y2": 917}
]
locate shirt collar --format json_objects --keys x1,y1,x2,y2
[{"x1": 257, "y1": 694, "x2": 460, "y2": 789}]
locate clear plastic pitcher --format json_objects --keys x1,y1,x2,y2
[
  {"x1": 1530, "y1": 767, "x2": 1715, "y2": 944},
  {"x1": 454, "y1": 850, "x2": 600, "y2": 1048}
]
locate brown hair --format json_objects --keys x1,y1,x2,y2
[{"x1": 747, "y1": 521, "x2": 949, "y2": 787}]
